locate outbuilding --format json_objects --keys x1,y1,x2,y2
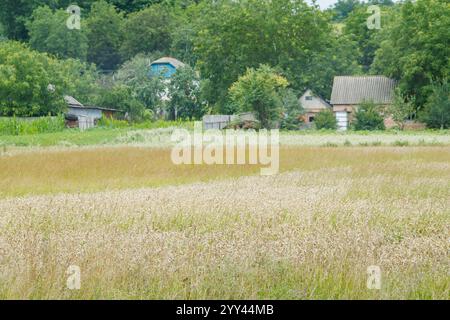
[{"x1": 330, "y1": 76, "x2": 397, "y2": 130}]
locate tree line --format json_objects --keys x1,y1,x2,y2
[{"x1": 0, "y1": 0, "x2": 448, "y2": 128}]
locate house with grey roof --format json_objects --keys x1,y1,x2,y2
[
  {"x1": 330, "y1": 76, "x2": 397, "y2": 130},
  {"x1": 298, "y1": 89, "x2": 332, "y2": 124}
]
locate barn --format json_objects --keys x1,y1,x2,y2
[{"x1": 330, "y1": 76, "x2": 397, "y2": 130}]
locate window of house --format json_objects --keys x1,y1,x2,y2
[
  {"x1": 305, "y1": 96, "x2": 313, "y2": 101},
  {"x1": 309, "y1": 116, "x2": 315, "y2": 122}
]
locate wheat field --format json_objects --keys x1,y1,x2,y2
[{"x1": 0, "y1": 146, "x2": 449, "y2": 299}]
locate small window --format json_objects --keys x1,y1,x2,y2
[
  {"x1": 309, "y1": 116, "x2": 315, "y2": 122},
  {"x1": 305, "y1": 96, "x2": 313, "y2": 101}
]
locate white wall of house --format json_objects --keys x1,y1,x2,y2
[{"x1": 299, "y1": 90, "x2": 330, "y2": 111}]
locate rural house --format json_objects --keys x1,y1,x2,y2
[
  {"x1": 330, "y1": 76, "x2": 397, "y2": 130},
  {"x1": 149, "y1": 57, "x2": 187, "y2": 104},
  {"x1": 64, "y1": 96, "x2": 122, "y2": 130},
  {"x1": 150, "y1": 57, "x2": 186, "y2": 79},
  {"x1": 298, "y1": 89, "x2": 332, "y2": 124}
]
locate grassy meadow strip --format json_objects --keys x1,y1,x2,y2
[
  {"x1": 0, "y1": 146, "x2": 449, "y2": 198},
  {"x1": 0, "y1": 128, "x2": 449, "y2": 148}
]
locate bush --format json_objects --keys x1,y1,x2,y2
[
  {"x1": 97, "y1": 116, "x2": 129, "y2": 129},
  {"x1": 420, "y1": 80, "x2": 450, "y2": 129},
  {"x1": 353, "y1": 101, "x2": 385, "y2": 131},
  {"x1": 95, "y1": 85, "x2": 147, "y2": 122},
  {"x1": 314, "y1": 109, "x2": 337, "y2": 130}
]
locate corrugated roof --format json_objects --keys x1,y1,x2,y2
[
  {"x1": 64, "y1": 95, "x2": 84, "y2": 107},
  {"x1": 330, "y1": 76, "x2": 396, "y2": 105},
  {"x1": 64, "y1": 95, "x2": 121, "y2": 112},
  {"x1": 150, "y1": 57, "x2": 185, "y2": 69}
]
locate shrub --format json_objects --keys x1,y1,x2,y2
[
  {"x1": 95, "y1": 85, "x2": 146, "y2": 122},
  {"x1": 314, "y1": 109, "x2": 337, "y2": 130},
  {"x1": 420, "y1": 80, "x2": 450, "y2": 129},
  {"x1": 353, "y1": 101, "x2": 385, "y2": 131}
]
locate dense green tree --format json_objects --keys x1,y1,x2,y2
[
  {"x1": 95, "y1": 85, "x2": 146, "y2": 121},
  {"x1": 167, "y1": 66, "x2": 204, "y2": 120},
  {"x1": 120, "y1": 4, "x2": 173, "y2": 60},
  {"x1": 0, "y1": 41, "x2": 99, "y2": 116},
  {"x1": 27, "y1": 6, "x2": 88, "y2": 61},
  {"x1": 279, "y1": 89, "x2": 304, "y2": 130},
  {"x1": 331, "y1": 0, "x2": 361, "y2": 21},
  {"x1": 420, "y1": 80, "x2": 450, "y2": 129},
  {"x1": 372, "y1": 0, "x2": 450, "y2": 109},
  {"x1": 229, "y1": 65, "x2": 288, "y2": 129},
  {"x1": 86, "y1": 1, "x2": 124, "y2": 71},
  {"x1": 343, "y1": 5, "x2": 394, "y2": 71},
  {"x1": 0, "y1": 41, "x2": 65, "y2": 116},
  {"x1": 60, "y1": 58, "x2": 100, "y2": 105},
  {"x1": 0, "y1": 0, "x2": 95, "y2": 40},
  {"x1": 194, "y1": 0, "x2": 359, "y2": 110},
  {"x1": 115, "y1": 53, "x2": 166, "y2": 112}
]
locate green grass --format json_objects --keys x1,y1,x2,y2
[
  {"x1": 0, "y1": 127, "x2": 130, "y2": 146},
  {"x1": 1, "y1": 126, "x2": 449, "y2": 148}
]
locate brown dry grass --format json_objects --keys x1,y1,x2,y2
[{"x1": 0, "y1": 146, "x2": 449, "y2": 299}]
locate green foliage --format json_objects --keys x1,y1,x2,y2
[
  {"x1": 420, "y1": 80, "x2": 450, "y2": 129},
  {"x1": 353, "y1": 101, "x2": 385, "y2": 130},
  {"x1": 343, "y1": 5, "x2": 391, "y2": 71},
  {"x1": 194, "y1": 0, "x2": 359, "y2": 109},
  {"x1": 331, "y1": 0, "x2": 361, "y2": 21},
  {"x1": 0, "y1": 41, "x2": 67, "y2": 116},
  {"x1": 0, "y1": 114, "x2": 65, "y2": 136},
  {"x1": 229, "y1": 65, "x2": 289, "y2": 129},
  {"x1": 86, "y1": 0, "x2": 124, "y2": 71},
  {"x1": 388, "y1": 88, "x2": 416, "y2": 130},
  {"x1": 120, "y1": 4, "x2": 173, "y2": 60},
  {"x1": 97, "y1": 115, "x2": 129, "y2": 128},
  {"x1": 95, "y1": 85, "x2": 147, "y2": 121},
  {"x1": 115, "y1": 53, "x2": 166, "y2": 114},
  {"x1": 0, "y1": 1, "x2": 95, "y2": 40},
  {"x1": 27, "y1": 6, "x2": 88, "y2": 61},
  {"x1": 314, "y1": 110, "x2": 337, "y2": 130},
  {"x1": 167, "y1": 65, "x2": 205, "y2": 120},
  {"x1": 60, "y1": 58, "x2": 101, "y2": 105},
  {"x1": 280, "y1": 89, "x2": 303, "y2": 130},
  {"x1": 372, "y1": 0, "x2": 450, "y2": 108}
]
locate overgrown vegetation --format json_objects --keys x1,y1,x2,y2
[
  {"x1": 315, "y1": 110, "x2": 338, "y2": 130},
  {"x1": 353, "y1": 101, "x2": 385, "y2": 131},
  {"x1": 0, "y1": 115, "x2": 65, "y2": 135}
]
